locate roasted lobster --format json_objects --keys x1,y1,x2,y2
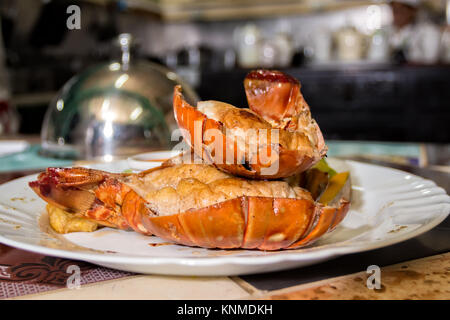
[
  {"x1": 174, "y1": 69, "x2": 327, "y2": 179},
  {"x1": 29, "y1": 70, "x2": 351, "y2": 250},
  {"x1": 29, "y1": 163, "x2": 350, "y2": 250}
]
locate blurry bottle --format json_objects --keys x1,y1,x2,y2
[
  {"x1": 0, "y1": 18, "x2": 19, "y2": 136},
  {"x1": 271, "y1": 20, "x2": 294, "y2": 67},
  {"x1": 440, "y1": 0, "x2": 450, "y2": 63},
  {"x1": 257, "y1": 34, "x2": 294, "y2": 68},
  {"x1": 258, "y1": 38, "x2": 278, "y2": 68},
  {"x1": 272, "y1": 32, "x2": 294, "y2": 67},
  {"x1": 234, "y1": 24, "x2": 261, "y2": 68},
  {"x1": 442, "y1": 26, "x2": 450, "y2": 63},
  {"x1": 335, "y1": 25, "x2": 365, "y2": 62},
  {"x1": 311, "y1": 28, "x2": 332, "y2": 63},
  {"x1": 367, "y1": 29, "x2": 389, "y2": 62}
]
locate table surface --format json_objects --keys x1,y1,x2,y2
[{"x1": 0, "y1": 139, "x2": 448, "y2": 300}]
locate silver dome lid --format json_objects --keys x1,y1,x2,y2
[{"x1": 41, "y1": 35, "x2": 198, "y2": 160}]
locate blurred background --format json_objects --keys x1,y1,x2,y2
[{"x1": 0, "y1": 0, "x2": 449, "y2": 166}]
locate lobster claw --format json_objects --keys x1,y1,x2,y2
[
  {"x1": 244, "y1": 69, "x2": 304, "y2": 125},
  {"x1": 244, "y1": 69, "x2": 327, "y2": 157},
  {"x1": 29, "y1": 167, "x2": 104, "y2": 213},
  {"x1": 29, "y1": 167, "x2": 147, "y2": 231},
  {"x1": 173, "y1": 70, "x2": 328, "y2": 179}
]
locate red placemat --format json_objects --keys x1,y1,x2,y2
[{"x1": 0, "y1": 244, "x2": 133, "y2": 299}]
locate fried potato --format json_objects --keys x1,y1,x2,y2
[{"x1": 47, "y1": 204, "x2": 98, "y2": 233}]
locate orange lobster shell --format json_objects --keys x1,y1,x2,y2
[
  {"x1": 29, "y1": 164, "x2": 350, "y2": 251},
  {"x1": 174, "y1": 69, "x2": 327, "y2": 179},
  {"x1": 28, "y1": 70, "x2": 350, "y2": 251}
]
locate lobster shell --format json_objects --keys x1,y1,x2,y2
[
  {"x1": 124, "y1": 193, "x2": 350, "y2": 251},
  {"x1": 173, "y1": 70, "x2": 327, "y2": 179},
  {"x1": 123, "y1": 163, "x2": 350, "y2": 250},
  {"x1": 29, "y1": 164, "x2": 350, "y2": 250}
]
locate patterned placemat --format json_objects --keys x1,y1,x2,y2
[{"x1": 0, "y1": 244, "x2": 133, "y2": 299}]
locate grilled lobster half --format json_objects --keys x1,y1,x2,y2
[
  {"x1": 29, "y1": 162, "x2": 350, "y2": 250},
  {"x1": 174, "y1": 69, "x2": 327, "y2": 179},
  {"x1": 29, "y1": 70, "x2": 351, "y2": 250}
]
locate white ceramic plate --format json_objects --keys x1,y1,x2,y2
[
  {"x1": 0, "y1": 158, "x2": 448, "y2": 276},
  {"x1": 127, "y1": 150, "x2": 182, "y2": 171}
]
